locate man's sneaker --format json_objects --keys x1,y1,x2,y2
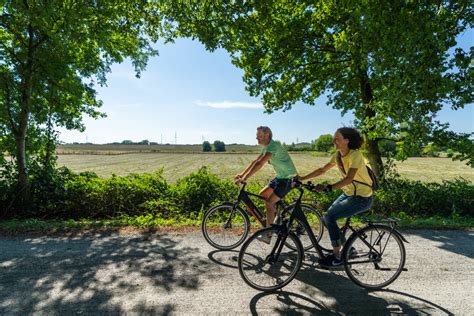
[
  {"x1": 256, "y1": 233, "x2": 272, "y2": 244},
  {"x1": 318, "y1": 254, "x2": 344, "y2": 268}
]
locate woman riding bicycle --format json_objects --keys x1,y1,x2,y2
[{"x1": 297, "y1": 127, "x2": 374, "y2": 268}]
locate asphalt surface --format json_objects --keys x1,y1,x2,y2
[{"x1": 0, "y1": 229, "x2": 472, "y2": 315}]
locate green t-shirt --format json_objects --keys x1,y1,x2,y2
[{"x1": 260, "y1": 140, "x2": 297, "y2": 179}]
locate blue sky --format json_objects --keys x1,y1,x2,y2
[{"x1": 58, "y1": 30, "x2": 473, "y2": 145}]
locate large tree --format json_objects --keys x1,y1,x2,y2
[
  {"x1": 0, "y1": 1, "x2": 163, "y2": 210},
  {"x1": 159, "y1": 0, "x2": 473, "y2": 175}
]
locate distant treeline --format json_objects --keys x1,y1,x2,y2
[
  {"x1": 57, "y1": 142, "x2": 261, "y2": 154},
  {"x1": 284, "y1": 135, "x2": 465, "y2": 158},
  {"x1": 59, "y1": 136, "x2": 464, "y2": 158}
]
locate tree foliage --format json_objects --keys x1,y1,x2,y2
[
  {"x1": 314, "y1": 134, "x2": 333, "y2": 152},
  {"x1": 213, "y1": 140, "x2": 226, "y2": 152},
  {"x1": 202, "y1": 141, "x2": 212, "y2": 152},
  {"x1": 159, "y1": 1, "x2": 473, "y2": 174},
  {"x1": 0, "y1": 1, "x2": 164, "y2": 210}
]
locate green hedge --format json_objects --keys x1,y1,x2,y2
[{"x1": 0, "y1": 166, "x2": 472, "y2": 220}]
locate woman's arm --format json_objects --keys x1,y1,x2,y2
[
  {"x1": 299, "y1": 162, "x2": 335, "y2": 181},
  {"x1": 329, "y1": 167, "x2": 357, "y2": 190}
]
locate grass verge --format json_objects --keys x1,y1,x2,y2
[{"x1": 0, "y1": 214, "x2": 472, "y2": 235}]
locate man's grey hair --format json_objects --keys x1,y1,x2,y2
[{"x1": 257, "y1": 126, "x2": 273, "y2": 139}]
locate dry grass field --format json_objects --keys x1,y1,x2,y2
[{"x1": 56, "y1": 151, "x2": 474, "y2": 184}]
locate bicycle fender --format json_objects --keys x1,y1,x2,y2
[
  {"x1": 391, "y1": 227, "x2": 409, "y2": 243},
  {"x1": 204, "y1": 202, "x2": 250, "y2": 220},
  {"x1": 204, "y1": 201, "x2": 234, "y2": 213}
]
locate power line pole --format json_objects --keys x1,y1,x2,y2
[{"x1": 175, "y1": 132, "x2": 177, "y2": 145}]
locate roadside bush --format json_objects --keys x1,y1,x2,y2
[
  {"x1": 372, "y1": 178, "x2": 473, "y2": 217},
  {"x1": 173, "y1": 166, "x2": 235, "y2": 215},
  {"x1": 0, "y1": 166, "x2": 472, "y2": 221},
  {"x1": 28, "y1": 168, "x2": 171, "y2": 219}
]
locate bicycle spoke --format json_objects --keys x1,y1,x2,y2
[
  {"x1": 202, "y1": 204, "x2": 249, "y2": 250},
  {"x1": 344, "y1": 225, "x2": 405, "y2": 289},
  {"x1": 238, "y1": 228, "x2": 303, "y2": 291}
]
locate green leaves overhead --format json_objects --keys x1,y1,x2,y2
[
  {"x1": 0, "y1": 0, "x2": 167, "y2": 208},
  {"x1": 159, "y1": 0, "x2": 473, "y2": 169}
]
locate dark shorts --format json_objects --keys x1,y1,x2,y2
[{"x1": 268, "y1": 178, "x2": 293, "y2": 198}]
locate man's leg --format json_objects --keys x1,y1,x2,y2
[
  {"x1": 264, "y1": 193, "x2": 281, "y2": 227},
  {"x1": 259, "y1": 186, "x2": 278, "y2": 227}
]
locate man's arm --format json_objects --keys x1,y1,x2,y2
[
  {"x1": 240, "y1": 152, "x2": 272, "y2": 182},
  {"x1": 235, "y1": 153, "x2": 264, "y2": 180}
]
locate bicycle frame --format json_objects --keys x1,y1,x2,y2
[
  {"x1": 233, "y1": 183, "x2": 267, "y2": 226},
  {"x1": 283, "y1": 186, "x2": 326, "y2": 259},
  {"x1": 238, "y1": 184, "x2": 267, "y2": 226}
]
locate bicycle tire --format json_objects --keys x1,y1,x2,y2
[
  {"x1": 202, "y1": 203, "x2": 250, "y2": 250},
  {"x1": 238, "y1": 226, "x2": 303, "y2": 291},
  {"x1": 343, "y1": 224, "x2": 406, "y2": 289},
  {"x1": 286, "y1": 203, "x2": 325, "y2": 251}
]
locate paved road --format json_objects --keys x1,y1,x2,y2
[{"x1": 0, "y1": 229, "x2": 472, "y2": 315}]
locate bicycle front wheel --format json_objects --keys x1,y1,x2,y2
[
  {"x1": 343, "y1": 224, "x2": 406, "y2": 289},
  {"x1": 202, "y1": 203, "x2": 250, "y2": 250},
  {"x1": 238, "y1": 227, "x2": 303, "y2": 291}
]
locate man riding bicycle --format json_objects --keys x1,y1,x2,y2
[{"x1": 235, "y1": 126, "x2": 298, "y2": 243}]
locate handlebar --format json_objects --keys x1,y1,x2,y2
[
  {"x1": 235, "y1": 177, "x2": 324, "y2": 193},
  {"x1": 292, "y1": 178, "x2": 317, "y2": 191}
]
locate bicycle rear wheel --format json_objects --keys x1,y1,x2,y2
[
  {"x1": 202, "y1": 203, "x2": 250, "y2": 250},
  {"x1": 343, "y1": 224, "x2": 406, "y2": 289},
  {"x1": 287, "y1": 204, "x2": 324, "y2": 251},
  {"x1": 238, "y1": 227, "x2": 303, "y2": 291}
]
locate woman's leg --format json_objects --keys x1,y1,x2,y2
[
  {"x1": 324, "y1": 194, "x2": 374, "y2": 258},
  {"x1": 323, "y1": 194, "x2": 350, "y2": 248}
]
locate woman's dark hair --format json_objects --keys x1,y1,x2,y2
[{"x1": 337, "y1": 127, "x2": 364, "y2": 149}]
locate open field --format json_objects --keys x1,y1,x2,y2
[
  {"x1": 57, "y1": 143, "x2": 261, "y2": 154},
  {"x1": 56, "y1": 152, "x2": 474, "y2": 183}
]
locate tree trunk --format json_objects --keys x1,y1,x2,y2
[
  {"x1": 43, "y1": 109, "x2": 55, "y2": 177},
  {"x1": 15, "y1": 24, "x2": 35, "y2": 212},
  {"x1": 14, "y1": 119, "x2": 31, "y2": 210},
  {"x1": 359, "y1": 71, "x2": 383, "y2": 177}
]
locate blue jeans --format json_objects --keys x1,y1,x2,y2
[{"x1": 324, "y1": 193, "x2": 374, "y2": 247}]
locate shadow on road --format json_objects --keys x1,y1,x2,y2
[
  {"x1": 207, "y1": 249, "x2": 240, "y2": 269},
  {"x1": 404, "y1": 229, "x2": 474, "y2": 259},
  {"x1": 0, "y1": 231, "x2": 211, "y2": 314},
  {"x1": 247, "y1": 255, "x2": 454, "y2": 315}
]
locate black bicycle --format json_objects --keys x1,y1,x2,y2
[
  {"x1": 202, "y1": 182, "x2": 325, "y2": 251},
  {"x1": 238, "y1": 180, "x2": 408, "y2": 291}
]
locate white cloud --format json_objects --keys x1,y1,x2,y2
[{"x1": 195, "y1": 100, "x2": 263, "y2": 109}]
